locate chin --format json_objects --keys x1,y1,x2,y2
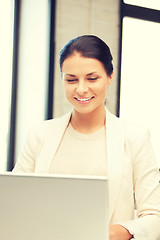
[
  {"x1": 74, "y1": 106, "x2": 101, "y2": 115},
  {"x1": 73, "y1": 107, "x2": 92, "y2": 114}
]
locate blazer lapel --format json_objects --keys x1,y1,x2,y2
[
  {"x1": 35, "y1": 112, "x2": 72, "y2": 172},
  {"x1": 106, "y1": 110, "x2": 125, "y2": 222}
]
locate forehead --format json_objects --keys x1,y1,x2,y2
[{"x1": 62, "y1": 53, "x2": 106, "y2": 75}]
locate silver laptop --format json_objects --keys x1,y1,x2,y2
[{"x1": 0, "y1": 172, "x2": 108, "y2": 240}]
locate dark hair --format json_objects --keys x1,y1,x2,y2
[{"x1": 59, "y1": 35, "x2": 113, "y2": 76}]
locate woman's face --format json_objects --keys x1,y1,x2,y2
[{"x1": 62, "y1": 52, "x2": 113, "y2": 115}]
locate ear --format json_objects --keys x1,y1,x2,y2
[{"x1": 107, "y1": 71, "x2": 113, "y2": 87}]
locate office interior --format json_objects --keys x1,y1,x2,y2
[{"x1": 0, "y1": 0, "x2": 160, "y2": 172}]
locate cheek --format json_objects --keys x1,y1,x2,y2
[
  {"x1": 95, "y1": 83, "x2": 108, "y2": 96},
  {"x1": 63, "y1": 84, "x2": 69, "y2": 97},
  {"x1": 64, "y1": 85, "x2": 74, "y2": 98},
  {"x1": 101, "y1": 87, "x2": 108, "y2": 99}
]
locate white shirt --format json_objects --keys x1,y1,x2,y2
[{"x1": 49, "y1": 123, "x2": 107, "y2": 176}]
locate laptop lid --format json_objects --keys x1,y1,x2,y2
[{"x1": 0, "y1": 173, "x2": 108, "y2": 240}]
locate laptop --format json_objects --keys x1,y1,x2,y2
[{"x1": 0, "y1": 172, "x2": 108, "y2": 240}]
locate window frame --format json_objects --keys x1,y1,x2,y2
[{"x1": 7, "y1": 0, "x2": 21, "y2": 171}]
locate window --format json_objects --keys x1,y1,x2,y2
[
  {"x1": 14, "y1": 0, "x2": 51, "y2": 166},
  {"x1": 0, "y1": 0, "x2": 56, "y2": 171},
  {"x1": 120, "y1": 3, "x2": 160, "y2": 165}
]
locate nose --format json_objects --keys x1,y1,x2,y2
[{"x1": 76, "y1": 80, "x2": 88, "y2": 95}]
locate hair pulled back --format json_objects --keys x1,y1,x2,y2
[{"x1": 59, "y1": 35, "x2": 113, "y2": 77}]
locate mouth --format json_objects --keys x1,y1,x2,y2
[{"x1": 74, "y1": 96, "x2": 94, "y2": 103}]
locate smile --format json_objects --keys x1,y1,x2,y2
[{"x1": 74, "y1": 97, "x2": 94, "y2": 102}]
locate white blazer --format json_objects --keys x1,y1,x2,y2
[{"x1": 13, "y1": 109, "x2": 160, "y2": 239}]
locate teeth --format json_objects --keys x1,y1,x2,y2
[{"x1": 76, "y1": 97, "x2": 93, "y2": 102}]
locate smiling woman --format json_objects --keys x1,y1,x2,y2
[
  {"x1": 60, "y1": 35, "x2": 113, "y2": 133},
  {"x1": 62, "y1": 53, "x2": 112, "y2": 128},
  {"x1": 13, "y1": 35, "x2": 160, "y2": 240}
]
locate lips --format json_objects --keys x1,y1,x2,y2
[{"x1": 74, "y1": 96, "x2": 94, "y2": 102}]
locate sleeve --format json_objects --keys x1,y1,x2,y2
[
  {"x1": 12, "y1": 124, "x2": 43, "y2": 173},
  {"x1": 119, "y1": 127, "x2": 160, "y2": 239}
]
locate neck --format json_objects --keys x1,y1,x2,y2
[{"x1": 71, "y1": 106, "x2": 106, "y2": 134}]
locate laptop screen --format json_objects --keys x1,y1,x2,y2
[{"x1": 0, "y1": 173, "x2": 108, "y2": 240}]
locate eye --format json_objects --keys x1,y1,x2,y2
[
  {"x1": 66, "y1": 79, "x2": 78, "y2": 83},
  {"x1": 87, "y1": 77, "x2": 98, "y2": 81}
]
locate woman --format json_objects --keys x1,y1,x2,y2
[{"x1": 13, "y1": 35, "x2": 160, "y2": 239}]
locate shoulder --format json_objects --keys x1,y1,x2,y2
[
  {"x1": 123, "y1": 119, "x2": 151, "y2": 148},
  {"x1": 107, "y1": 110, "x2": 151, "y2": 147},
  {"x1": 26, "y1": 112, "x2": 71, "y2": 141},
  {"x1": 118, "y1": 118, "x2": 154, "y2": 163},
  {"x1": 109, "y1": 112, "x2": 156, "y2": 166}
]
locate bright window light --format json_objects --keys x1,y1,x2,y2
[
  {"x1": 120, "y1": 17, "x2": 160, "y2": 165},
  {"x1": 14, "y1": 0, "x2": 50, "y2": 164}
]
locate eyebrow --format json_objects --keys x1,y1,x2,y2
[
  {"x1": 65, "y1": 74, "x2": 76, "y2": 77},
  {"x1": 86, "y1": 72, "x2": 97, "y2": 76},
  {"x1": 65, "y1": 72, "x2": 97, "y2": 77}
]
